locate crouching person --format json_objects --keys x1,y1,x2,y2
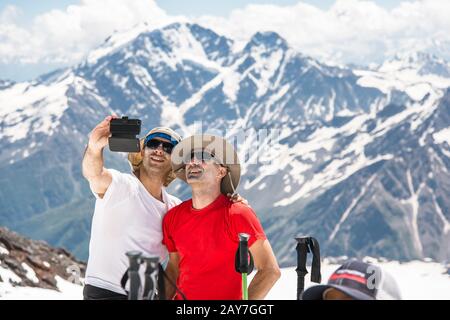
[{"x1": 302, "y1": 260, "x2": 402, "y2": 300}]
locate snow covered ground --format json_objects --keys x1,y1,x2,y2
[
  {"x1": 1, "y1": 259, "x2": 449, "y2": 300},
  {"x1": 0, "y1": 266, "x2": 83, "y2": 300},
  {"x1": 266, "y1": 259, "x2": 450, "y2": 300}
]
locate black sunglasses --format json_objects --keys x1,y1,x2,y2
[
  {"x1": 186, "y1": 150, "x2": 225, "y2": 165},
  {"x1": 145, "y1": 139, "x2": 175, "y2": 154}
]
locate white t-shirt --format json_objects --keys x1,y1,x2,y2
[{"x1": 85, "y1": 169, "x2": 181, "y2": 294}]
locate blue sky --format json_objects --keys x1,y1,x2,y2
[
  {"x1": 0, "y1": 0, "x2": 76, "y2": 25},
  {"x1": 0, "y1": 0, "x2": 406, "y2": 23},
  {"x1": 157, "y1": 0, "x2": 405, "y2": 14},
  {"x1": 1, "y1": 0, "x2": 448, "y2": 81}
]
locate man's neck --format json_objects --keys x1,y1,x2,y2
[
  {"x1": 191, "y1": 185, "x2": 222, "y2": 210},
  {"x1": 138, "y1": 167, "x2": 164, "y2": 202}
]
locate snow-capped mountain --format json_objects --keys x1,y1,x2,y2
[
  {"x1": 0, "y1": 80, "x2": 14, "y2": 90},
  {"x1": 355, "y1": 52, "x2": 450, "y2": 102},
  {"x1": 0, "y1": 22, "x2": 449, "y2": 267},
  {"x1": 380, "y1": 52, "x2": 450, "y2": 78}
]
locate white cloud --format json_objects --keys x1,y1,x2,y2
[
  {"x1": 0, "y1": 0, "x2": 175, "y2": 64},
  {"x1": 1, "y1": 0, "x2": 450, "y2": 71},
  {"x1": 0, "y1": 4, "x2": 21, "y2": 23},
  {"x1": 196, "y1": 0, "x2": 450, "y2": 65}
]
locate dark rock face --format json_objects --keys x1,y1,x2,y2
[{"x1": 0, "y1": 227, "x2": 85, "y2": 291}]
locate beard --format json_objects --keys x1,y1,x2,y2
[
  {"x1": 142, "y1": 153, "x2": 171, "y2": 178},
  {"x1": 186, "y1": 165, "x2": 205, "y2": 181}
]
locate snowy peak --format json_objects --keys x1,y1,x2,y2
[
  {"x1": 85, "y1": 22, "x2": 155, "y2": 65},
  {"x1": 0, "y1": 79, "x2": 14, "y2": 90},
  {"x1": 379, "y1": 51, "x2": 450, "y2": 78},
  {"x1": 0, "y1": 71, "x2": 76, "y2": 144},
  {"x1": 244, "y1": 31, "x2": 288, "y2": 53},
  {"x1": 84, "y1": 22, "x2": 232, "y2": 68},
  {"x1": 72, "y1": 22, "x2": 230, "y2": 116},
  {"x1": 92, "y1": 24, "x2": 286, "y2": 66},
  {"x1": 355, "y1": 51, "x2": 450, "y2": 101},
  {"x1": 155, "y1": 23, "x2": 227, "y2": 64},
  {"x1": 187, "y1": 23, "x2": 234, "y2": 62}
]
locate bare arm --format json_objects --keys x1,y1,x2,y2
[
  {"x1": 248, "y1": 239, "x2": 281, "y2": 300},
  {"x1": 164, "y1": 252, "x2": 180, "y2": 300},
  {"x1": 82, "y1": 115, "x2": 117, "y2": 197}
]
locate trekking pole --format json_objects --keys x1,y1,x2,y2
[
  {"x1": 295, "y1": 238, "x2": 308, "y2": 300},
  {"x1": 238, "y1": 233, "x2": 251, "y2": 300},
  {"x1": 141, "y1": 255, "x2": 159, "y2": 300},
  {"x1": 125, "y1": 251, "x2": 142, "y2": 300},
  {"x1": 295, "y1": 237, "x2": 321, "y2": 300}
]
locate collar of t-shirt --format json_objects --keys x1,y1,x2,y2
[
  {"x1": 132, "y1": 172, "x2": 169, "y2": 211},
  {"x1": 189, "y1": 194, "x2": 229, "y2": 214}
]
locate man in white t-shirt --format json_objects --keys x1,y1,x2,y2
[{"x1": 81, "y1": 115, "x2": 183, "y2": 299}]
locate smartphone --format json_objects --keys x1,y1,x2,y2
[{"x1": 109, "y1": 117, "x2": 141, "y2": 152}]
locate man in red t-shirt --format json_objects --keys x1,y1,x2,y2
[{"x1": 162, "y1": 134, "x2": 281, "y2": 300}]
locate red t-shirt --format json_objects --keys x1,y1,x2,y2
[{"x1": 162, "y1": 194, "x2": 266, "y2": 300}]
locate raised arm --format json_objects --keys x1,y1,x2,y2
[{"x1": 82, "y1": 115, "x2": 117, "y2": 198}]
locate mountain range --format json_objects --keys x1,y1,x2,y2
[{"x1": 0, "y1": 22, "x2": 449, "y2": 266}]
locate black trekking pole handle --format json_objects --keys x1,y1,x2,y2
[
  {"x1": 239, "y1": 233, "x2": 250, "y2": 300},
  {"x1": 239, "y1": 233, "x2": 250, "y2": 272},
  {"x1": 126, "y1": 250, "x2": 142, "y2": 300},
  {"x1": 295, "y1": 237, "x2": 309, "y2": 300},
  {"x1": 141, "y1": 255, "x2": 159, "y2": 300},
  {"x1": 295, "y1": 237, "x2": 322, "y2": 300}
]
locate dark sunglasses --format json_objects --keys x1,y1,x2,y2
[
  {"x1": 145, "y1": 139, "x2": 175, "y2": 154},
  {"x1": 186, "y1": 150, "x2": 225, "y2": 165},
  {"x1": 190, "y1": 151, "x2": 214, "y2": 162}
]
